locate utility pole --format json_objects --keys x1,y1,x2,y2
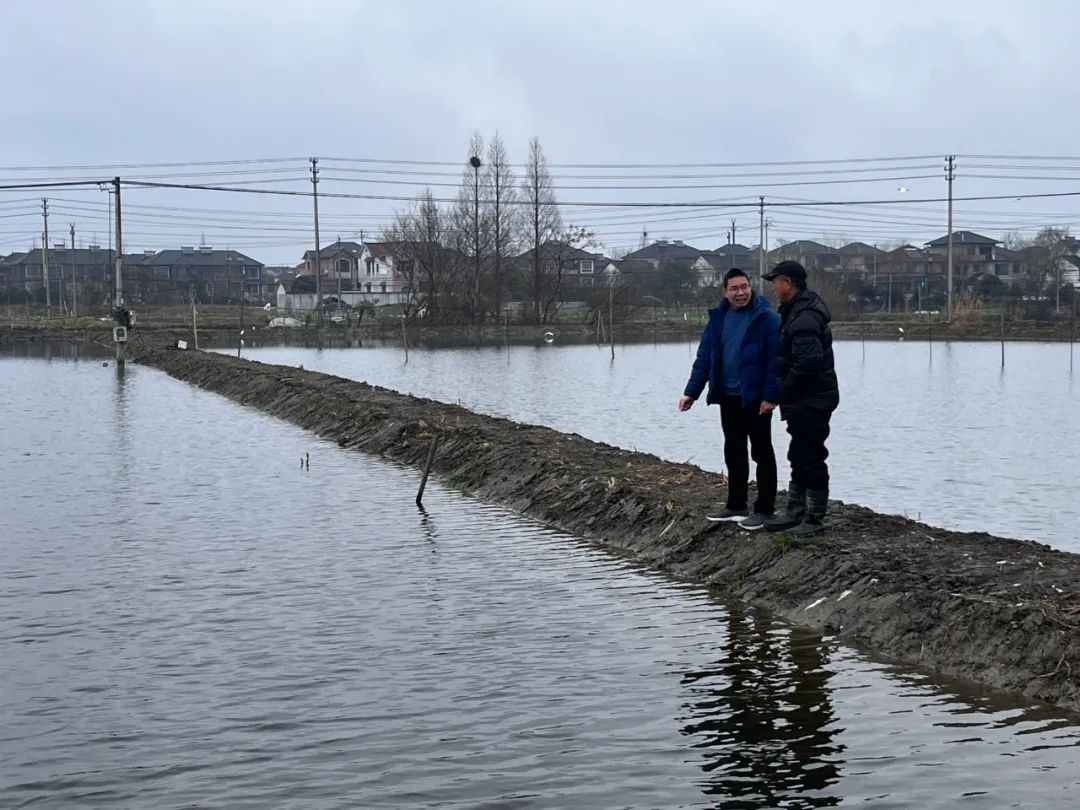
[
  {"x1": 310, "y1": 157, "x2": 322, "y2": 325},
  {"x1": 113, "y1": 177, "x2": 125, "y2": 367},
  {"x1": 470, "y1": 155, "x2": 482, "y2": 321},
  {"x1": 729, "y1": 218, "x2": 736, "y2": 272},
  {"x1": 358, "y1": 228, "x2": 365, "y2": 290},
  {"x1": 945, "y1": 155, "x2": 956, "y2": 322},
  {"x1": 335, "y1": 235, "x2": 342, "y2": 318},
  {"x1": 70, "y1": 223, "x2": 77, "y2": 318},
  {"x1": 758, "y1": 197, "x2": 765, "y2": 292},
  {"x1": 42, "y1": 199, "x2": 51, "y2": 316}
]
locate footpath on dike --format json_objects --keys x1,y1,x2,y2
[{"x1": 138, "y1": 345, "x2": 1080, "y2": 713}]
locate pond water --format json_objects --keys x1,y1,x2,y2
[
  {"x1": 233, "y1": 338, "x2": 1079, "y2": 551},
  {"x1": 3, "y1": 343, "x2": 1080, "y2": 808}
]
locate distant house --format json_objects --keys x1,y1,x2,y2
[
  {"x1": 769, "y1": 240, "x2": 839, "y2": 272},
  {"x1": 925, "y1": 230, "x2": 998, "y2": 260},
  {"x1": 836, "y1": 242, "x2": 886, "y2": 277},
  {"x1": 1, "y1": 245, "x2": 117, "y2": 303},
  {"x1": 1064, "y1": 256, "x2": 1080, "y2": 289},
  {"x1": 621, "y1": 239, "x2": 709, "y2": 265},
  {"x1": 991, "y1": 247, "x2": 1025, "y2": 282},
  {"x1": 300, "y1": 240, "x2": 365, "y2": 288},
  {"x1": 356, "y1": 242, "x2": 418, "y2": 299},
  {"x1": 697, "y1": 244, "x2": 753, "y2": 286},
  {"x1": 143, "y1": 246, "x2": 267, "y2": 303},
  {"x1": 514, "y1": 241, "x2": 610, "y2": 291}
]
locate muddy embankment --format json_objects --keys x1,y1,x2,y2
[{"x1": 135, "y1": 346, "x2": 1080, "y2": 709}]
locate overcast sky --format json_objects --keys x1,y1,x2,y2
[{"x1": 3, "y1": 0, "x2": 1080, "y2": 262}]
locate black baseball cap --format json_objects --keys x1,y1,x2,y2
[{"x1": 762, "y1": 260, "x2": 807, "y2": 283}]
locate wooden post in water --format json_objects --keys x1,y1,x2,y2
[
  {"x1": 1000, "y1": 307, "x2": 1005, "y2": 369},
  {"x1": 608, "y1": 282, "x2": 615, "y2": 361},
  {"x1": 1070, "y1": 299, "x2": 1075, "y2": 373},
  {"x1": 189, "y1": 287, "x2": 199, "y2": 350},
  {"x1": 927, "y1": 308, "x2": 932, "y2": 366},
  {"x1": 416, "y1": 431, "x2": 439, "y2": 505}
]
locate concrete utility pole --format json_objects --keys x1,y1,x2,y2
[
  {"x1": 70, "y1": 223, "x2": 77, "y2": 318},
  {"x1": 42, "y1": 199, "x2": 51, "y2": 315},
  {"x1": 758, "y1": 197, "x2": 765, "y2": 292},
  {"x1": 113, "y1": 177, "x2": 125, "y2": 367},
  {"x1": 945, "y1": 155, "x2": 956, "y2": 321},
  {"x1": 310, "y1": 157, "x2": 322, "y2": 325}
]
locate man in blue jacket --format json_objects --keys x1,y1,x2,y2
[{"x1": 679, "y1": 267, "x2": 781, "y2": 530}]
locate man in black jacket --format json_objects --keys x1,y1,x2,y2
[{"x1": 761, "y1": 261, "x2": 839, "y2": 535}]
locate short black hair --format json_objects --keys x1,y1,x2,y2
[{"x1": 722, "y1": 267, "x2": 750, "y2": 288}]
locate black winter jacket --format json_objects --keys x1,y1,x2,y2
[{"x1": 776, "y1": 289, "x2": 839, "y2": 417}]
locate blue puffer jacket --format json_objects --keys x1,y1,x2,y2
[{"x1": 683, "y1": 293, "x2": 780, "y2": 405}]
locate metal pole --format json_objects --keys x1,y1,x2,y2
[
  {"x1": 311, "y1": 157, "x2": 322, "y2": 326},
  {"x1": 42, "y1": 199, "x2": 51, "y2": 316},
  {"x1": 946, "y1": 155, "x2": 955, "y2": 322},
  {"x1": 70, "y1": 223, "x2": 77, "y2": 318},
  {"x1": 758, "y1": 196, "x2": 765, "y2": 293},
  {"x1": 113, "y1": 177, "x2": 125, "y2": 366}
]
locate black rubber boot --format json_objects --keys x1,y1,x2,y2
[
  {"x1": 764, "y1": 483, "x2": 805, "y2": 531},
  {"x1": 791, "y1": 489, "x2": 828, "y2": 536}
]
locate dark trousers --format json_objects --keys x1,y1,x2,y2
[
  {"x1": 784, "y1": 411, "x2": 832, "y2": 491},
  {"x1": 719, "y1": 394, "x2": 777, "y2": 514}
]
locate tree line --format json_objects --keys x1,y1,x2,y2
[{"x1": 381, "y1": 133, "x2": 597, "y2": 324}]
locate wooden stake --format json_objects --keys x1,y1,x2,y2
[{"x1": 416, "y1": 432, "x2": 439, "y2": 505}]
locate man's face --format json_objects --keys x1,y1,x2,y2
[
  {"x1": 724, "y1": 275, "x2": 752, "y2": 308},
  {"x1": 771, "y1": 276, "x2": 797, "y2": 303}
]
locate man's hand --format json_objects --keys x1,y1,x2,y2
[
  {"x1": 759, "y1": 400, "x2": 776, "y2": 415},
  {"x1": 678, "y1": 395, "x2": 695, "y2": 412}
]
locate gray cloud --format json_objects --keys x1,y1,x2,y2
[{"x1": 3, "y1": 0, "x2": 1080, "y2": 260}]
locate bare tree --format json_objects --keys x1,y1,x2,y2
[
  {"x1": 539, "y1": 224, "x2": 596, "y2": 322},
  {"x1": 384, "y1": 188, "x2": 464, "y2": 321},
  {"x1": 453, "y1": 132, "x2": 490, "y2": 323},
  {"x1": 520, "y1": 137, "x2": 562, "y2": 323},
  {"x1": 485, "y1": 132, "x2": 518, "y2": 322},
  {"x1": 1031, "y1": 226, "x2": 1072, "y2": 313}
]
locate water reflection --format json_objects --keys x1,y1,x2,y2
[{"x1": 682, "y1": 607, "x2": 842, "y2": 808}]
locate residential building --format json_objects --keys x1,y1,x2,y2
[
  {"x1": 769, "y1": 240, "x2": 839, "y2": 272},
  {"x1": 924, "y1": 231, "x2": 1000, "y2": 279},
  {"x1": 514, "y1": 241, "x2": 610, "y2": 290},
  {"x1": 301, "y1": 240, "x2": 365, "y2": 288},
  {"x1": 1, "y1": 245, "x2": 118, "y2": 303},
  {"x1": 835, "y1": 242, "x2": 886, "y2": 277},
  {"x1": 143, "y1": 246, "x2": 267, "y2": 303},
  {"x1": 621, "y1": 239, "x2": 709, "y2": 265}
]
